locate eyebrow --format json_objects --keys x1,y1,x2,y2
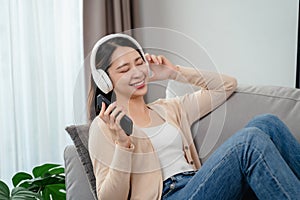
[{"x1": 116, "y1": 56, "x2": 143, "y2": 70}]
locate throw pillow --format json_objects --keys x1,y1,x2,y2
[{"x1": 65, "y1": 124, "x2": 97, "y2": 199}]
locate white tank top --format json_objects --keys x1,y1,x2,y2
[{"x1": 141, "y1": 122, "x2": 194, "y2": 180}]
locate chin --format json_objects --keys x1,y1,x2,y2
[{"x1": 131, "y1": 85, "x2": 148, "y2": 98}]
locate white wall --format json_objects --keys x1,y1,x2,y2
[{"x1": 135, "y1": 0, "x2": 299, "y2": 87}]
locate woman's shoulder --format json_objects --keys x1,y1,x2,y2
[
  {"x1": 147, "y1": 96, "x2": 181, "y2": 107},
  {"x1": 89, "y1": 116, "x2": 101, "y2": 132}
]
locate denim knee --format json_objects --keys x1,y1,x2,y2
[
  {"x1": 232, "y1": 127, "x2": 269, "y2": 148},
  {"x1": 231, "y1": 127, "x2": 272, "y2": 162},
  {"x1": 246, "y1": 114, "x2": 282, "y2": 129},
  {"x1": 252, "y1": 113, "x2": 280, "y2": 124}
]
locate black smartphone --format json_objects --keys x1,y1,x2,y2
[{"x1": 96, "y1": 94, "x2": 133, "y2": 136}]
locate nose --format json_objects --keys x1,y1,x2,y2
[{"x1": 131, "y1": 65, "x2": 145, "y2": 78}]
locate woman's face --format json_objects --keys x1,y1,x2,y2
[{"x1": 107, "y1": 46, "x2": 149, "y2": 99}]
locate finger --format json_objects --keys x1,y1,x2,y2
[
  {"x1": 99, "y1": 102, "x2": 110, "y2": 122},
  {"x1": 151, "y1": 54, "x2": 159, "y2": 64},
  {"x1": 109, "y1": 106, "x2": 123, "y2": 124},
  {"x1": 115, "y1": 112, "x2": 127, "y2": 134},
  {"x1": 144, "y1": 53, "x2": 152, "y2": 62},
  {"x1": 110, "y1": 106, "x2": 123, "y2": 118},
  {"x1": 115, "y1": 110, "x2": 126, "y2": 125},
  {"x1": 99, "y1": 102, "x2": 106, "y2": 118},
  {"x1": 104, "y1": 102, "x2": 116, "y2": 116},
  {"x1": 157, "y1": 55, "x2": 163, "y2": 65},
  {"x1": 103, "y1": 102, "x2": 116, "y2": 123}
]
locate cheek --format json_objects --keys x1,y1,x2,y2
[
  {"x1": 139, "y1": 64, "x2": 149, "y2": 77},
  {"x1": 112, "y1": 73, "x2": 130, "y2": 89}
]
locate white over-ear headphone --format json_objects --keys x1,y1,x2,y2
[{"x1": 90, "y1": 33, "x2": 151, "y2": 94}]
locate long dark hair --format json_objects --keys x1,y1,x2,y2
[{"x1": 87, "y1": 36, "x2": 145, "y2": 121}]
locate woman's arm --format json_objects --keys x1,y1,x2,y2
[
  {"x1": 145, "y1": 54, "x2": 237, "y2": 126},
  {"x1": 89, "y1": 118, "x2": 134, "y2": 200},
  {"x1": 145, "y1": 54, "x2": 237, "y2": 125},
  {"x1": 173, "y1": 66, "x2": 237, "y2": 125}
]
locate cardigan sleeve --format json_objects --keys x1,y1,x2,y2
[
  {"x1": 88, "y1": 118, "x2": 134, "y2": 200},
  {"x1": 173, "y1": 66, "x2": 237, "y2": 126}
]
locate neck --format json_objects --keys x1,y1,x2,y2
[
  {"x1": 129, "y1": 96, "x2": 148, "y2": 117},
  {"x1": 116, "y1": 95, "x2": 150, "y2": 126},
  {"x1": 116, "y1": 95, "x2": 148, "y2": 117}
]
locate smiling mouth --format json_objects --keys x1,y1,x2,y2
[{"x1": 130, "y1": 80, "x2": 145, "y2": 89}]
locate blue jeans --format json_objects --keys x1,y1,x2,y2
[{"x1": 162, "y1": 114, "x2": 300, "y2": 199}]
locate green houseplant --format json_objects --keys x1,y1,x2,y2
[{"x1": 0, "y1": 163, "x2": 66, "y2": 200}]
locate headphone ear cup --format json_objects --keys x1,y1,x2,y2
[{"x1": 92, "y1": 69, "x2": 113, "y2": 94}]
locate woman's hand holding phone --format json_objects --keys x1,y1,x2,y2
[{"x1": 99, "y1": 101, "x2": 131, "y2": 148}]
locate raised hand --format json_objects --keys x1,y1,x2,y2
[{"x1": 145, "y1": 53, "x2": 178, "y2": 81}]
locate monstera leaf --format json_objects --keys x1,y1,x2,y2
[
  {"x1": 0, "y1": 180, "x2": 39, "y2": 200},
  {"x1": 0, "y1": 180, "x2": 10, "y2": 200},
  {"x1": 0, "y1": 163, "x2": 66, "y2": 200}
]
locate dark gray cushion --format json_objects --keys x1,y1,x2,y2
[{"x1": 65, "y1": 124, "x2": 97, "y2": 199}]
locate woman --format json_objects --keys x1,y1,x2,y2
[{"x1": 87, "y1": 33, "x2": 300, "y2": 200}]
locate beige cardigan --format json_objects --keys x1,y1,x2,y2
[{"x1": 88, "y1": 66, "x2": 237, "y2": 200}]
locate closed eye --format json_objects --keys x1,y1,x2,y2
[
  {"x1": 136, "y1": 57, "x2": 144, "y2": 66},
  {"x1": 119, "y1": 67, "x2": 129, "y2": 73}
]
